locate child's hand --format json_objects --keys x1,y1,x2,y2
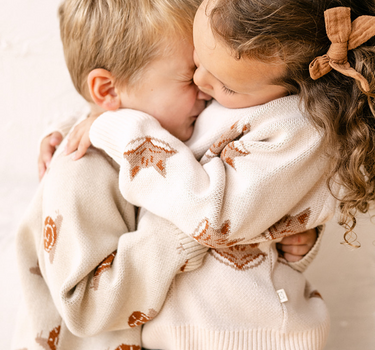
[
  {"x1": 38, "y1": 131, "x2": 63, "y2": 181},
  {"x1": 65, "y1": 114, "x2": 99, "y2": 160},
  {"x1": 277, "y1": 228, "x2": 317, "y2": 262}
]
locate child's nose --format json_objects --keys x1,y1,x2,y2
[{"x1": 193, "y1": 66, "x2": 214, "y2": 92}]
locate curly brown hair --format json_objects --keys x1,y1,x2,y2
[{"x1": 208, "y1": 0, "x2": 375, "y2": 245}]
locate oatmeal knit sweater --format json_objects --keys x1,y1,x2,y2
[
  {"x1": 12, "y1": 115, "x2": 208, "y2": 350},
  {"x1": 88, "y1": 95, "x2": 337, "y2": 350}
]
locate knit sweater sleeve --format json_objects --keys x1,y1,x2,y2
[
  {"x1": 90, "y1": 97, "x2": 334, "y2": 248},
  {"x1": 37, "y1": 148, "x2": 207, "y2": 337}
]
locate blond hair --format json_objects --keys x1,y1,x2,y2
[{"x1": 59, "y1": 0, "x2": 201, "y2": 100}]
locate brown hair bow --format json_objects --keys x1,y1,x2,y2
[{"x1": 309, "y1": 7, "x2": 375, "y2": 92}]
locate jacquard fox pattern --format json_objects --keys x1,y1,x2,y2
[
  {"x1": 263, "y1": 208, "x2": 311, "y2": 240},
  {"x1": 210, "y1": 243, "x2": 267, "y2": 270},
  {"x1": 192, "y1": 218, "x2": 245, "y2": 248},
  {"x1": 123, "y1": 136, "x2": 177, "y2": 179}
]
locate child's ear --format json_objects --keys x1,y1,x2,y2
[{"x1": 87, "y1": 69, "x2": 120, "y2": 111}]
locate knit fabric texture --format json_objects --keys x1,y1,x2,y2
[
  {"x1": 13, "y1": 114, "x2": 208, "y2": 350},
  {"x1": 89, "y1": 95, "x2": 337, "y2": 349}
]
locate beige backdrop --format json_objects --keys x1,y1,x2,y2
[{"x1": 0, "y1": 0, "x2": 374, "y2": 349}]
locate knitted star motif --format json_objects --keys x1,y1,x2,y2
[
  {"x1": 192, "y1": 218, "x2": 245, "y2": 248},
  {"x1": 264, "y1": 208, "x2": 311, "y2": 240},
  {"x1": 123, "y1": 137, "x2": 177, "y2": 179},
  {"x1": 221, "y1": 141, "x2": 250, "y2": 169},
  {"x1": 201, "y1": 121, "x2": 251, "y2": 167},
  {"x1": 210, "y1": 243, "x2": 266, "y2": 270}
]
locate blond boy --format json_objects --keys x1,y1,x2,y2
[{"x1": 13, "y1": 1, "x2": 209, "y2": 349}]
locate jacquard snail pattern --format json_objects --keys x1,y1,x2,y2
[
  {"x1": 43, "y1": 214, "x2": 63, "y2": 264},
  {"x1": 91, "y1": 250, "x2": 117, "y2": 290},
  {"x1": 43, "y1": 217, "x2": 57, "y2": 253},
  {"x1": 128, "y1": 309, "x2": 158, "y2": 328}
]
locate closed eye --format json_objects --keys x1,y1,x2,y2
[{"x1": 222, "y1": 85, "x2": 236, "y2": 95}]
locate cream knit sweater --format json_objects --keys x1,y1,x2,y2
[
  {"x1": 12, "y1": 115, "x2": 208, "y2": 350},
  {"x1": 89, "y1": 95, "x2": 337, "y2": 350}
]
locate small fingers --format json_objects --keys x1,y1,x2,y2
[
  {"x1": 280, "y1": 229, "x2": 317, "y2": 245},
  {"x1": 65, "y1": 132, "x2": 82, "y2": 155},
  {"x1": 38, "y1": 156, "x2": 47, "y2": 181},
  {"x1": 72, "y1": 137, "x2": 91, "y2": 160},
  {"x1": 283, "y1": 252, "x2": 302, "y2": 263},
  {"x1": 49, "y1": 131, "x2": 63, "y2": 147},
  {"x1": 38, "y1": 136, "x2": 57, "y2": 180},
  {"x1": 279, "y1": 243, "x2": 311, "y2": 257}
]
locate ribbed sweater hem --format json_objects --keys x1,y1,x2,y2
[{"x1": 143, "y1": 322, "x2": 330, "y2": 350}]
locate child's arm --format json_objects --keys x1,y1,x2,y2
[
  {"x1": 90, "y1": 97, "x2": 334, "y2": 247},
  {"x1": 38, "y1": 115, "x2": 79, "y2": 180},
  {"x1": 37, "y1": 149, "x2": 207, "y2": 337},
  {"x1": 38, "y1": 131, "x2": 63, "y2": 180},
  {"x1": 38, "y1": 112, "x2": 101, "y2": 179},
  {"x1": 64, "y1": 112, "x2": 102, "y2": 160}
]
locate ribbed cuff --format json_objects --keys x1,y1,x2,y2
[
  {"x1": 143, "y1": 322, "x2": 329, "y2": 350},
  {"x1": 289, "y1": 225, "x2": 325, "y2": 273},
  {"x1": 176, "y1": 231, "x2": 208, "y2": 273},
  {"x1": 89, "y1": 109, "x2": 160, "y2": 165}
]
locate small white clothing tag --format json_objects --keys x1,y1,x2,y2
[{"x1": 277, "y1": 289, "x2": 288, "y2": 303}]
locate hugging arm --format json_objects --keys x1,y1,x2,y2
[
  {"x1": 37, "y1": 149, "x2": 207, "y2": 336},
  {"x1": 90, "y1": 98, "x2": 334, "y2": 248}
]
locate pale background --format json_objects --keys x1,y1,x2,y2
[{"x1": 0, "y1": 0, "x2": 374, "y2": 349}]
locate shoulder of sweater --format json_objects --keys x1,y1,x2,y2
[
  {"x1": 48, "y1": 147, "x2": 121, "y2": 191},
  {"x1": 203, "y1": 95, "x2": 312, "y2": 127}
]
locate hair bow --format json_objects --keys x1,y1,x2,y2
[{"x1": 309, "y1": 7, "x2": 375, "y2": 92}]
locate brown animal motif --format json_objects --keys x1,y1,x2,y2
[
  {"x1": 43, "y1": 214, "x2": 63, "y2": 263},
  {"x1": 35, "y1": 325, "x2": 60, "y2": 350},
  {"x1": 114, "y1": 345, "x2": 141, "y2": 350},
  {"x1": 91, "y1": 250, "x2": 117, "y2": 290},
  {"x1": 264, "y1": 208, "x2": 311, "y2": 240},
  {"x1": 128, "y1": 309, "x2": 158, "y2": 328},
  {"x1": 192, "y1": 218, "x2": 244, "y2": 248},
  {"x1": 210, "y1": 243, "x2": 266, "y2": 270},
  {"x1": 123, "y1": 137, "x2": 177, "y2": 179}
]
